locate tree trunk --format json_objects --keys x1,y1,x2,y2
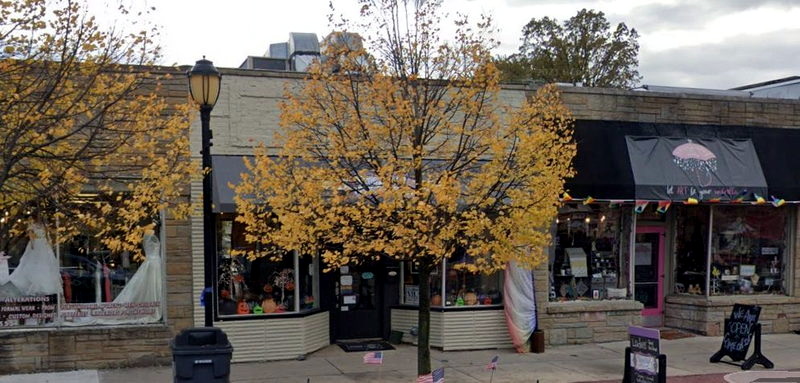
[{"x1": 417, "y1": 260, "x2": 432, "y2": 376}]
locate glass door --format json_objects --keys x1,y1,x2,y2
[{"x1": 635, "y1": 226, "x2": 665, "y2": 324}]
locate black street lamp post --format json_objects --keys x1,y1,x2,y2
[{"x1": 188, "y1": 57, "x2": 221, "y2": 327}]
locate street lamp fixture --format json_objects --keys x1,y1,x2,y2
[{"x1": 188, "y1": 57, "x2": 221, "y2": 327}]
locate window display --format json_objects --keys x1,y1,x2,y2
[
  {"x1": 445, "y1": 250, "x2": 503, "y2": 307},
  {"x1": 401, "y1": 255, "x2": 503, "y2": 307},
  {"x1": 402, "y1": 261, "x2": 442, "y2": 306},
  {"x1": 0, "y1": 218, "x2": 164, "y2": 327},
  {"x1": 551, "y1": 203, "x2": 624, "y2": 301},
  {"x1": 216, "y1": 216, "x2": 318, "y2": 316},
  {"x1": 710, "y1": 206, "x2": 788, "y2": 296}
]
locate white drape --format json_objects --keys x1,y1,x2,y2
[{"x1": 503, "y1": 260, "x2": 537, "y2": 353}]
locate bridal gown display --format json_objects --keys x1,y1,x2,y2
[
  {"x1": 8, "y1": 223, "x2": 62, "y2": 296},
  {"x1": 111, "y1": 233, "x2": 163, "y2": 322}
]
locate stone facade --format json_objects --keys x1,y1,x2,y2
[
  {"x1": 0, "y1": 68, "x2": 195, "y2": 374},
  {"x1": 665, "y1": 295, "x2": 800, "y2": 336}
]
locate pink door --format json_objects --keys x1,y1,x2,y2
[{"x1": 634, "y1": 226, "x2": 665, "y2": 323}]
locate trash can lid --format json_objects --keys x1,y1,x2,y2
[{"x1": 172, "y1": 327, "x2": 231, "y2": 348}]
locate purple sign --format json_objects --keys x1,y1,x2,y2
[{"x1": 629, "y1": 326, "x2": 660, "y2": 383}]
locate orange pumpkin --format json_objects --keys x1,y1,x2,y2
[
  {"x1": 431, "y1": 294, "x2": 442, "y2": 306},
  {"x1": 236, "y1": 301, "x2": 250, "y2": 315},
  {"x1": 262, "y1": 298, "x2": 278, "y2": 313}
]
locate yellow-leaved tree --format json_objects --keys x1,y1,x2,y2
[
  {"x1": 234, "y1": 0, "x2": 575, "y2": 374},
  {"x1": 0, "y1": 0, "x2": 194, "y2": 259}
]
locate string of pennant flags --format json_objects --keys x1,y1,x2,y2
[{"x1": 560, "y1": 191, "x2": 788, "y2": 215}]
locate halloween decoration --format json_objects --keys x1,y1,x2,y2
[{"x1": 262, "y1": 297, "x2": 278, "y2": 313}]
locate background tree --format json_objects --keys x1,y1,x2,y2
[
  {"x1": 0, "y1": 0, "x2": 194, "y2": 257},
  {"x1": 498, "y1": 8, "x2": 640, "y2": 88},
  {"x1": 233, "y1": 0, "x2": 575, "y2": 375}
]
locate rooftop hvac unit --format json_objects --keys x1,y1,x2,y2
[
  {"x1": 288, "y1": 32, "x2": 320, "y2": 72},
  {"x1": 239, "y1": 56, "x2": 288, "y2": 71},
  {"x1": 268, "y1": 43, "x2": 289, "y2": 59}
]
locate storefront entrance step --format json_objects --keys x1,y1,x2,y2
[{"x1": 0, "y1": 370, "x2": 99, "y2": 383}]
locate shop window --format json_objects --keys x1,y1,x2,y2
[
  {"x1": 216, "y1": 217, "x2": 319, "y2": 316},
  {"x1": 401, "y1": 261, "x2": 442, "y2": 306},
  {"x1": 1, "y1": 218, "x2": 165, "y2": 328},
  {"x1": 444, "y1": 250, "x2": 503, "y2": 307},
  {"x1": 551, "y1": 203, "x2": 625, "y2": 301},
  {"x1": 710, "y1": 206, "x2": 788, "y2": 296},
  {"x1": 400, "y1": 254, "x2": 503, "y2": 307},
  {"x1": 673, "y1": 205, "x2": 710, "y2": 295}
]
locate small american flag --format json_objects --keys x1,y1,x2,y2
[
  {"x1": 363, "y1": 351, "x2": 383, "y2": 365},
  {"x1": 486, "y1": 355, "x2": 499, "y2": 370},
  {"x1": 416, "y1": 367, "x2": 445, "y2": 383}
]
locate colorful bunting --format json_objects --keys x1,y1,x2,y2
[
  {"x1": 732, "y1": 190, "x2": 749, "y2": 203},
  {"x1": 708, "y1": 197, "x2": 721, "y2": 203},
  {"x1": 582, "y1": 196, "x2": 595, "y2": 205},
  {"x1": 684, "y1": 197, "x2": 699, "y2": 205},
  {"x1": 771, "y1": 196, "x2": 786, "y2": 207},
  {"x1": 752, "y1": 194, "x2": 766, "y2": 205},
  {"x1": 634, "y1": 201, "x2": 648, "y2": 214},
  {"x1": 561, "y1": 192, "x2": 573, "y2": 202},
  {"x1": 656, "y1": 201, "x2": 671, "y2": 214}
]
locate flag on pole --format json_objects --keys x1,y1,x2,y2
[
  {"x1": 362, "y1": 351, "x2": 383, "y2": 365},
  {"x1": 417, "y1": 367, "x2": 445, "y2": 383},
  {"x1": 486, "y1": 355, "x2": 499, "y2": 370}
]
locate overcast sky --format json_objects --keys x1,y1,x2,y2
[{"x1": 102, "y1": 0, "x2": 800, "y2": 89}]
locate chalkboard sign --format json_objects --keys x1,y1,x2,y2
[
  {"x1": 710, "y1": 304, "x2": 772, "y2": 370},
  {"x1": 721, "y1": 304, "x2": 760, "y2": 361},
  {"x1": 629, "y1": 326, "x2": 661, "y2": 383}
]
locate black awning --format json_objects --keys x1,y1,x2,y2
[
  {"x1": 211, "y1": 155, "x2": 250, "y2": 213},
  {"x1": 566, "y1": 120, "x2": 800, "y2": 201},
  {"x1": 625, "y1": 136, "x2": 767, "y2": 201}
]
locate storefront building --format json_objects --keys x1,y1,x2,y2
[
  {"x1": 190, "y1": 67, "x2": 800, "y2": 362},
  {"x1": 543, "y1": 86, "x2": 800, "y2": 344},
  {"x1": 0, "y1": 68, "x2": 195, "y2": 374}
]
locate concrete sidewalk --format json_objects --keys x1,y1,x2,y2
[{"x1": 4, "y1": 333, "x2": 799, "y2": 382}]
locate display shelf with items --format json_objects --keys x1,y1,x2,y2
[
  {"x1": 709, "y1": 206, "x2": 788, "y2": 296},
  {"x1": 215, "y1": 215, "x2": 318, "y2": 317},
  {"x1": 550, "y1": 203, "x2": 624, "y2": 301}
]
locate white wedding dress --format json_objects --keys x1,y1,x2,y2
[
  {"x1": 9, "y1": 223, "x2": 62, "y2": 296},
  {"x1": 64, "y1": 233, "x2": 163, "y2": 326},
  {"x1": 110, "y1": 233, "x2": 163, "y2": 322}
]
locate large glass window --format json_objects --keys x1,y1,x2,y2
[
  {"x1": 673, "y1": 205, "x2": 791, "y2": 297},
  {"x1": 673, "y1": 205, "x2": 710, "y2": 295},
  {"x1": 216, "y1": 216, "x2": 319, "y2": 317},
  {"x1": 400, "y1": 254, "x2": 504, "y2": 307},
  {"x1": 0, "y1": 217, "x2": 164, "y2": 328},
  {"x1": 401, "y1": 261, "x2": 442, "y2": 306},
  {"x1": 710, "y1": 206, "x2": 788, "y2": 296},
  {"x1": 551, "y1": 203, "x2": 625, "y2": 301},
  {"x1": 445, "y1": 250, "x2": 503, "y2": 307}
]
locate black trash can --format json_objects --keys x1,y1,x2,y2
[{"x1": 171, "y1": 327, "x2": 234, "y2": 383}]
